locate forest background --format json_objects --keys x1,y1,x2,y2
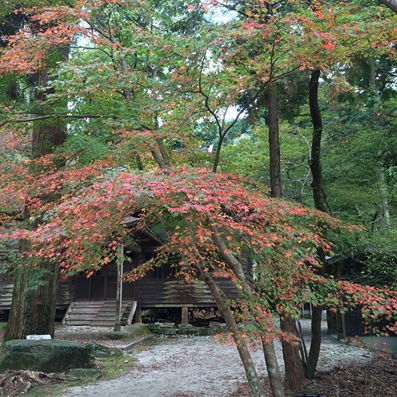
[{"x1": 0, "y1": 1, "x2": 396, "y2": 396}]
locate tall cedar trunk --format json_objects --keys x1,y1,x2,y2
[
  {"x1": 305, "y1": 69, "x2": 326, "y2": 378},
  {"x1": 268, "y1": 89, "x2": 304, "y2": 391},
  {"x1": 5, "y1": 59, "x2": 67, "y2": 342},
  {"x1": 32, "y1": 69, "x2": 67, "y2": 158},
  {"x1": 4, "y1": 259, "x2": 60, "y2": 341},
  {"x1": 197, "y1": 264, "x2": 267, "y2": 397}
]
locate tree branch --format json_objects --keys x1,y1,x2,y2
[{"x1": 0, "y1": 114, "x2": 104, "y2": 128}]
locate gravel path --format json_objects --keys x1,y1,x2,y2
[{"x1": 60, "y1": 321, "x2": 373, "y2": 397}]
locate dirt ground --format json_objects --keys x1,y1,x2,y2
[{"x1": 57, "y1": 320, "x2": 397, "y2": 397}]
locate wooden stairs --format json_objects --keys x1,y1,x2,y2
[{"x1": 62, "y1": 301, "x2": 137, "y2": 327}]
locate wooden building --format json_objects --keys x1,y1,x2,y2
[{"x1": 1, "y1": 225, "x2": 238, "y2": 327}]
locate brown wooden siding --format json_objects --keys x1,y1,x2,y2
[
  {"x1": 57, "y1": 279, "x2": 74, "y2": 309},
  {"x1": 0, "y1": 279, "x2": 74, "y2": 311},
  {"x1": 133, "y1": 232, "x2": 242, "y2": 308},
  {"x1": 0, "y1": 281, "x2": 13, "y2": 309},
  {"x1": 136, "y1": 279, "x2": 238, "y2": 307}
]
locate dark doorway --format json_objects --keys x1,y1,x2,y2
[{"x1": 75, "y1": 263, "x2": 135, "y2": 301}]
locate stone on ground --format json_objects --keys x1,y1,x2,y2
[{"x1": 0, "y1": 339, "x2": 94, "y2": 373}]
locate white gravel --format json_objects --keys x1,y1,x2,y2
[{"x1": 60, "y1": 320, "x2": 374, "y2": 397}]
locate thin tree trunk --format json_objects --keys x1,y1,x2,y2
[
  {"x1": 304, "y1": 304, "x2": 322, "y2": 378},
  {"x1": 212, "y1": 136, "x2": 224, "y2": 173},
  {"x1": 211, "y1": 226, "x2": 285, "y2": 396},
  {"x1": 268, "y1": 90, "x2": 282, "y2": 198},
  {"x1": 197, "y1": 263, "x2": 267, "y2": 397},
  {"x1": 305, "y1": 69, "x2": 327, "y2": 378},
  {"x1": 308, "y1": 70, "x2": 327, "y2": 213},
  {"x1": 152, "y1": 210, "x2": 269, "y2": 395},
  {"x1": 262, "y1": 338, "x2": 284, "y2": 397}
]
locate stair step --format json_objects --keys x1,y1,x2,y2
[
  {"x1": 63, "y1": 301, "x2": 134, "y2": 327},
  {"x1": 65, "y1": 321, "x2": 100, "y2": 326},
  {"x1": 90, "y1": 321, "x2": 115, "y2": 325}
]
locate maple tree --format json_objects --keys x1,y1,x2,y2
[
  {"x1": 4, "y1": 165, "x2": 397, "y2": 390},
  {"x1": 0, "y1": 0, "x2": 397, "y2": 396},
  {"x1": 209, "y1": 0, "x2": 396, "y2": 388}
]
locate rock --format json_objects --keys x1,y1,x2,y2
[
  {"x1": 154, "y1": 322, "x2": 175, "y2": 327},
  {"x1": 209, "y1": 321, "x2": 226, "y2": 329},
  {"x1": 178, "y1": 323, "x2": 193, "y2": 329},
  {"x1": 0, "y1": 340, "x2": 94, "y2": 373}
]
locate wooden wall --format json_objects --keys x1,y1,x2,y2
[
  {"x1": 0, "y1": 279, "x2": 74, "y2": 312},
  {"x1": 136, "y1": 278, "x2": 238, "y2": 308}
]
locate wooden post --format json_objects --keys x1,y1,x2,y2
[
  {"x1": 342, "y1": 313, "x2": 347, "y2": 341},
  {"x1": 181, "y1": 306, "x2": 188, "y2": 324},
  {"x1": 114, "y1": 244, "x2": 123, "y2": 332},
  {"x1": 127, "y1": 300, "x2": 137, "y2": 325},
  {"x1": 135, "y1": 307, "x2": 142, "y2": 323}
]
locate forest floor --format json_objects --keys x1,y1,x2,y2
[
  {"x1": 236, "y1": 354, "x2": 397, "y2": 396},
  {"x1": 1, "y1": 320, "x2": 396, "y2": 397},
  {"x1": 57, "y1": 320, "x2": 396, "y2": 397}
]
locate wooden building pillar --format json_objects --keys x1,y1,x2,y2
[
  {"x1": 135, "y1": 307, "x2": 142, "y2": 323},
  {"x1": 114, "y1": 244, "x2": 124, "y2": 332},
  {"x1": 181, "y1": 306, "x2": 188, "y2": 324}
]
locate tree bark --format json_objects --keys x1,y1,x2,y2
[
  {"x1": 280, "y1": 316, "x2": 304, "y2": 390},
  {"x1": 32, "y1": 64, "x2": 67, "y2": 158},
  {"x1": 268, "y1": 87, "x2": 303, "y2": 391},
  {"x1": 379, "y1": 0, "x2": 397, "y2": 13},
  {"x1": 268, "y1": 90, "x2": 282, "y2": 198},
  {"x1": 5, "y1": 50, "x2": 68, "y2": 341},
  {"x1": 305, "y1": 69, "x2": 327, "y2": 378},
  {"x1": 262, "y1": 337, "x2": 284, "y2": 397},
  {"x1": 4, "y1": 258, "x2": 59, "y2": 341},
  {"x1": 304, "y1": 304, "x2": 323, "y2": 378},
  {"x1": 197, "y1": 263, "x2": 267, "y2": 397},
  {"x1": 308, "y1": 70, "x2": 327, "y2": 214},
  {"x1": 211, "y1": 226, "x2": 285, "y2": 397}
]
